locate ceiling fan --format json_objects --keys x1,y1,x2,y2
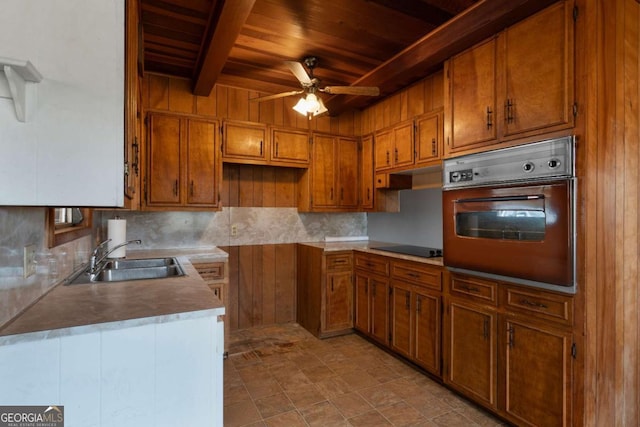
[{"x1": 251, "y1": 56, "x2": 380, "y2": 118}]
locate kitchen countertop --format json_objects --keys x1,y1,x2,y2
[
  {"x1": 298, "y1": 240, "x2": 444, "y2": 267},
  {"x1": 0, "y1": 247, "x2": 228, "y2": 343}
]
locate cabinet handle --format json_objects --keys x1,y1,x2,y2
[
  {"x1": 407, "y1": 272, "x2": 420, "y2": 279},
  {"x1": 331, "y1": 277, "x2": 334, "y2": 292},
  {"x1": 431, "y1": 138, "x2": 436, "y2": 155},
  {"x1": 275, "y1": 142, "x2": 279, "y2": 157},
  {"x1": 173, "y1": 180, "x2": 178, "y2": 196},
  {"x1": 505, "y1": 99, "x2": 514, "y2": 124},
  {"x1": 486, "y1": 107, "x2": 493, "y2": 129},
  {"x1": 330, "y1": 187, "x2": 334, "y2": 200},
  {"x1": 461, "y1": 284, "x2": 480, "y2": 293},
  {"x1": 190, "y1": 180, "x2": 195, "y2": 196},
  {"x1": 260, "y1": 140, "x2": 263, "y2": 156},
  {"x1": 483, "y1": 319, "x2": 489, "y2": 340},
  {"x1": 132, "y1": 138, "x2": 139, "y2": 175},
  {"x1": 519, "y1": 298, "x2": 548, "y2": 309},
  {"x1": 416, "y1": 297, "x2": 422, "y2": 314},
  {"x1": 507, "y1": 325, "x2": 515, "y2": 348},
  {"x1": 386, "y1": 150, "x2": 390, "y2": 165},
  {"x1": 405, "y1": 292, "x2": 410, "y2": 309},
  {"x1": 394, "y1": 148, "x2": 399, "y2": 163}
]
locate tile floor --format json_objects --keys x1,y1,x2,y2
[{"x1": 224, "y1": 323, "x2": 507, "y2": 426}]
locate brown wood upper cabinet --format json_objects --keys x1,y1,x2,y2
[
  {"x1": 359, "y1": 134, "x2": 375, "y2": 210},
  {"x1": 415, "y1": 109, "x2": 443, "y2": 167},
  {"x1": 145, "y1": 113, "x2": 221, "y2": 210},
  {"x1": 444, "y1": 1, "x2": 575, "y2": 157},
  {"x1": 374, "y1": 120, "x2": 414, "y2": 172},
  {"x1": 222, "y1": 120, "x2": 310, "y2": 168},
  {"x1": 298, "y1": 134, "x2": 359, "y2": 212}
]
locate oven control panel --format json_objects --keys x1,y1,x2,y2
[{"x1": 443, "y1": 136, "x2": 574, "y2": 189}]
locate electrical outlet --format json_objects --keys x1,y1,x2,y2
[
  {"x1": 23, "y1": 244, "x2": 36, "y2": 278},
  {"x1": 231, "y1": 224, "x2": 238, "y2": 237}
]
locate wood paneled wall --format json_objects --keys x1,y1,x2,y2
[
  {"x1": 222, "y1": 244, "x2": 296, "y2": 331},
  {"x1": 141, "y1": 75, "x2": 360, "y2": 136},
  {"x1": 580, "y1": 0, "x2": 640, "y2": 424},
  {"x1": 222, "y1": 164, "x2": 298, "y2": 208},
  {"x1": 360, "y1": 71, "x2": 444, "y2": 134}
]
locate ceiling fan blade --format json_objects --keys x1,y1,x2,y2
[
  {"x1": 285, "y1": 61, "x2": 312, "y2": 85},
  {"x1": 321, "y1": 86, "x2": 380, "y2": 96},
  {"x1": 250, "y1": 90, "x2": 304, "y2": 102}
]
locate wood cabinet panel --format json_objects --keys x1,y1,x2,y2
[
  {"x1": 450, "y1": 274, "x2": 498, "y2": 305},
  {"x1": 391, "y1": 281, "x2": 413, "y2": 359},
  {"x1": 147, "y1": 114, "x2": 182, "y2": 205},
  {"x1": 415, "y1": 110, "x2": 443, "y2": 166},
  {"x1": 447, "y1": 300, "x2": 498, "y2": 409},
  {"x1": 271, "y1": 127, "x2": 309, "y2": 166},
  {"x1": 503, "y1": 318, "x2": 572, "y2": 427},
  {"x1": 310, "y1": 134, "x2": 336, "y2": 207},
  {"x1": 337, "y1": 137, "x2": 359, "y2": 208},
  {"x1": 414, "y1": 289, "x2": 441, "y2": 374},
  {"x1": 325, "y1": 270, "x2": 353, "y2": 332},
  {"x1": 374, "y1": 120, "x2": 415, "y2": 173},
  {"x1": 370, "y1": 278, "x2": 390, "y2": 345},
  {"x1": 354, "y1": 273, "x2": 370, "y2": 333},
  {"x1": 223, "y1": 121, "x2": 266, "y2": 162},
  {"x1": 146, "y1": 113, "x2": 220, "y2": 209},
  {"x1": 391, "y1": 260, "x2": 442, "y2": 290},
  {"x1": 359, "y1": 135, "x2": 375, "y2": 210}
]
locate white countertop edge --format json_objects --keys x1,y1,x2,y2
[{"x1": 0, "y1": 306, "x2": 225, "y2": 346}]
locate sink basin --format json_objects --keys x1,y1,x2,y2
[{"x1": 65, "y1": 257, "x2": 184, "y2": 285}]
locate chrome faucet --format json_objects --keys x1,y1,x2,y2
[{"x1": 89, "y1": 239, "x2": 142, "y2": 275}]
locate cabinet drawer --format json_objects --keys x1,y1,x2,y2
[
  {"x1": 450, "y1": 274, "x2": 498, "y2": 306},
  {"x1": 193, "y1": 262, "x2": 225, "y2": 281},
  {"x1": 354, "y1": 253, "x2": 390, "y2": 276},
  {"x1": 326, "y1": 253, "x2": 352, "y2": 271},
  {"x1": 392, "y1": 261, "x2": 441, "y2": 290},
  {"x1": 505, "y1": 287, "x2": 573, "y2": 326}
]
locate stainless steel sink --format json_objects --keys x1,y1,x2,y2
[{"x1": 65, "y1": 257, "x2": 184, "y2": 285}]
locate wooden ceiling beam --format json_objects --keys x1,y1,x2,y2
[
  {"x1": 366, "y1": 0, "x2": 454, "y2": 27},
  {"x1": 325, "y1": 0, "x2": 558, "y2": 115},
  {"x1": 192, "y1": 0, "x2": 257, "y2": 96}
]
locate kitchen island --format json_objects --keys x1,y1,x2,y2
[{"x1": 0, "y1": 247, "x2": 227, "y2": 427}]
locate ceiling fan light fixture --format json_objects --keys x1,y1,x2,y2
[{"x1": 293, "y1": 93, "x2": 327, "y2": 119}]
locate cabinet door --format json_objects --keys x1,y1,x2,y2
[
  {"x1": 337, "y1": 137, "x2": 359, "y2": 208},
  {"x1": 502, "y1": 1, "x2": 574, "y2": 137},
  {"x1": 414, "y1": 289, "x2": 441, "y2": 375},
  {"x1": 446, "y1": 37, "x2": 498, "y2": 153},
  {"x1": 370, "y1": 278, "x2": 390, "y2": 345},
  {"x1": 392, "y1": 121, "x2": 415, "y2": 168},
  {"x1": 415, "y1": 111, "x2": 442, "y2": 166},
  {"x1": 223, "y1": 121, "x2": 267, "y2": 162},
  {"x1": 325, "y1": 271, "x2": 353, "y2": 332},
  {"x1": 503, "y1": 319, "x2": 572, "y2": 427},
  {"x1": 374, "y1": 129, "x2": 393, "y2": 171},
  {"x1": 186, "y1": 120, "x2": 218, "y2": 206},
  {"x1": 359, "y1": 135, "x2": 375, "y2": 210},
  {"x1": 447, "y1": 301, "x2": 497, "y2": 409},
  {"x1": 147, "y1": 114, "x2": 181, "y2": 206},
  {"x1": 311, "y1": 135, "x2": 337, "y2": 207},
  {"x1": 390, "y1": 281, "x2": 412, "y2": 359},
  {"x1": 354, "y1": 273, "x2": 370, "y2": 333},
  {"x1": 271, "y1": 128, "x2": 309, "y2": 166}
]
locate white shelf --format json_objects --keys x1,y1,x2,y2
[{"x1": 0, "y1": 56, "x2": 42, "y2": 122}]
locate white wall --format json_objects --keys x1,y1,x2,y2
[
  {"x1": 0, "y1": 0, "x2": 124, "y2": 206},
  {"x1": 367, "y1": 188, "x2": 443, "y2": 248}
]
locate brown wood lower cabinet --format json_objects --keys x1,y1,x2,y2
[
  {"x1": 297, "y1": 245, "x2": 353, "y2": 338},
  {"x1": 444, "y1": 272, "x2": 574, "y2": 426},
  {"x1": 390, "y1": 259, "x2": 442, "y2": 376},
  {"x1": 353, "y1": 253, "x2": 391, "y2": 346}
]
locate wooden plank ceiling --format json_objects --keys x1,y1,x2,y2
[{"x1": 140, "y1": 0, "x2": 558, "y2": 115}]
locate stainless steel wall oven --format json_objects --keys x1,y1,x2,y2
[{"x1": 442, "y1": 136, "x2": 576, "y2": 293}]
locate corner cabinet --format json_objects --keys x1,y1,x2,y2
[
  {"x1": 444, "y1": 1, "x2": 575, "y2": 157},
  {"x1": 145, "y1": 113, "x2": 221, "y2": 210},
  {"x1": 443, "y1": 272, "x2": 575, "y2": 426},
  {"x1": 296, "y1": 245, "x2": 353, "y2": 338},
  {"x1": 298, "y1": 134, "x2": 359, "y2": 212}
]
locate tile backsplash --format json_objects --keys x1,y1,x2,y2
[
  {"x1": 0, "y1": 207, "x2": 92, "y2": 327},
  {"x1": 97, "y1": 208, "x2": 367, "y2": 249}
]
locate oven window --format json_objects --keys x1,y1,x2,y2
[{"x1": 456, "y1": 210, "x2": 545, "y2": 241}]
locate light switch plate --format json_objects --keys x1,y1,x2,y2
[{"x1": 23, "y1": 244, "x2": 36, "y2": 278}]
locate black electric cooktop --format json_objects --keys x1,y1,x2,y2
[{"x1": 373, "y1": 245, "x2": 443, "y2": 258}]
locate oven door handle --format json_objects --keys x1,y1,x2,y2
[{"x1": 456, "y1": 195, "x2": 544, "y2": 204}]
